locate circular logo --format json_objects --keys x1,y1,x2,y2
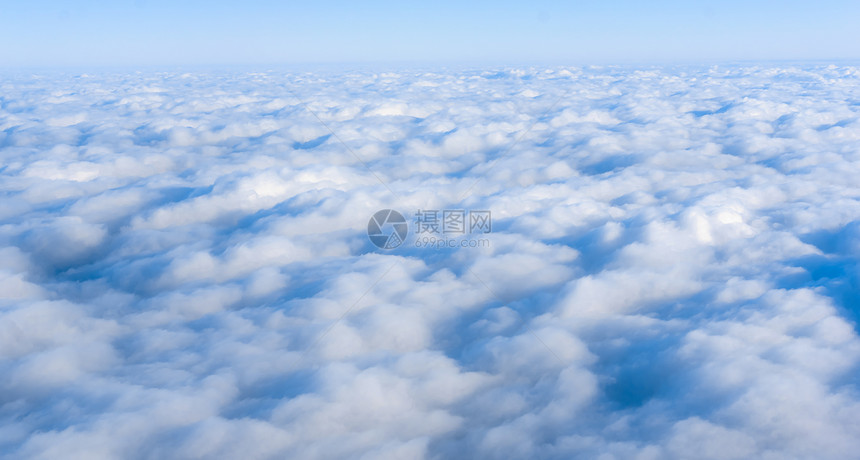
[{"x1": 368, "y1": 209, "x2": 408, "y2": 249}]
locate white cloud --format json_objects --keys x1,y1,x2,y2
[{"x1": 1, "y1": 65, "x2": 860, "y2": 459}]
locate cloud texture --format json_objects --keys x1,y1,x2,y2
[{"x1": 1, "y1": 65, "x2": 860, "y2": 459}]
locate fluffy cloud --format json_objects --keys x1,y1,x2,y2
[{"x1": 1, "y1": 65, "x2": 859, "y2": 459}]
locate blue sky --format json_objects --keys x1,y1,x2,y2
[{"x1": 2, "y1": 0, "x2": 860, "y2": 66}]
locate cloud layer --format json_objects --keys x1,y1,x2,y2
[{"x1": 1, "y1": 65, "x2": 860, "y2": 459}]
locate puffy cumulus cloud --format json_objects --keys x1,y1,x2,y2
[{"x1": 1, "y1": 64, "x2": 860, "y2": 459}]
